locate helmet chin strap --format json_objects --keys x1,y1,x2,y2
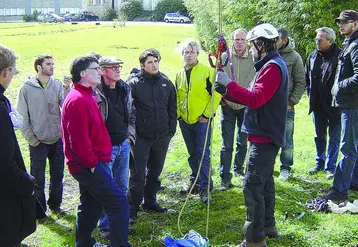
[{"x1": 253, "y1": 42, "x2": 264, "y2": 61}]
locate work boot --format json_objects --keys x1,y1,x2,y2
[
  {"x1": 219, "y1": 181, "x2": 234, "y2": 191},
  {"x1": 308, "y1": 165, "x2": 324, "y2": 174},
  {"x1": 235, "y1": 239, "x2": 267, "y2": 247},
  {"x1": 264, "y1": 226, "x2": 278, "y2": 238},
  {"x1": 180, "y1": 182, "x2": 199, "y2": 195}
]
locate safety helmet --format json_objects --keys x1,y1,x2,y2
[{"x1": 246, "y1": 23, "x2": 279, "y2": 42}]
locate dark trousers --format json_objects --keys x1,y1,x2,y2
[
  {"x1": 179, "y1": 119, "x2": 213, "y2": 192},
  {"x1": 312, "y1": 106, "x2": 341, "y2": 171},
  {"x1": 243, "y1": 142, "x2": 279, "y2": 243},
  {"x1": 72, "y1": 164, "x2": 131, "y2": 247},
  {"x1": 128, "y1": 134, "x2": 171, "y2": 208},
  {"x1": 220, "y1": 106, "x2": 248, "y2": 181},
  {"x1": 29, "y1": 139, "x2": 64, "y2": 213}
]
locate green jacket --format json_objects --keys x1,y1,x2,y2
[
  {"x1": 279, "y1": 37, "x2": 305, "y2": 106},
  {"x1": 175, "y1": 62, "x2": 221, "y2": 124}
]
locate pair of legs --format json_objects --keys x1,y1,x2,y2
[
  {"x1": 72, "y1": 164, "x2": 131, "y2": 247},
  {"x1": 243, "y1": 142, "x2": 279, "y2": 244},
  {"x1": 220, "y1": 106, "x2": 248, "y2": 182},
  {"x1": 29, "y1": 139, "x2": 64, "y2": 215},
  {"x1": 99, "y1": 140, "x2": 131, "y2": 232},
  {"x1": 179, "y1": 119, "x2": 213, "y2": 193},
  {"x1": 128, "y1": 134, "x2": 171, "y2": 215}
]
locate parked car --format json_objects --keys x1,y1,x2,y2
[
  {"x1": 164, "y1": 12, "x2": 191, "y2": 23},
  {"x1": 37, "y1": 13, "x2": 64, "y2": 23},
  {"x1": 78, "y1": 11, "x2": 99, "y2": 21},
  {"x1": 63, "y1": 13, "x2": 80, "y2": 22}
]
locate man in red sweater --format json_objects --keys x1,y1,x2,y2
[
  {"x1": 61, "y1": 55, "x2": 131, "y2": 247},
  {"x1": 216, "y1": 23, "x2": 289, "y2": 247}
]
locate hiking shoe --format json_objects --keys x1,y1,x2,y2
[
  {"x1": 320, "y1": 190, "x2": 348, "y2": 202},
  {"x1": 180, "y1": 182, "x2": 199, "y2": 195},
  {"x1": 278, "y1": 169, "x2": 289, "y2": 181},
  {"x1": 350, "y1": 184, "x2": 358, "y2": 191},
  {"x1": 326, "y1": 170, "x2": 335, "y2": 180},
  {"x1": 235, "y1": 239, "x2": 267, "y2": 247},
  {"x1": 308, "y1": 166, "x2": 324, "y2": 174},
  {"x1": 142, "y1": 202, "x2": 167, "y2": 213},
  {"x1": 219, "y1": 181, "x2": 234, "y2": 191},
  {"x1": 199, "y1": 190, "x2": 212, "y2": 204},
  {"x1": 264, "y1": 226, "x2": 278, "y2": 238},
  {"x1": 234, "y1": 171, "x2": 245, "y2": 180}
]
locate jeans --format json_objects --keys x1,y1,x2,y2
[
  {"x1": 280, "y1": 109, "x2": 294, "y2": 171},
  {"x1": 179, "y1": 119, "x2": 213, "y2": 192},
  {"x1": 332, "y1": 108, "x2": 358, "y2": 194},
  {"x1": 99, "y1": 140, "x2": 130, "y2": 232},
  {"x1": 220, "y1": 106, "x2": 248, "y2": 182},
  {"x1": 243, "y1": 142, "x2": 279, "y2": 243},
  {"x1": 72, "y1": 163, "x2": 131, "y2": 247},
  {"x1": 312, "y1": 107, "x2": 341, "y2": 172},
  {"x1": 128, "y1": 134, "x2": 171, "y2": 209},
  {"x1": 29, "y1": 139, "x2": 64, "y2": 214}
]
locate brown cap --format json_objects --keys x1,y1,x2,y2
[
  {"x1": 99, "y1": 56, "x2": 123, "y2": 66},
  {"x1": 335, "y1": 10, "x2": 358, "y2": 22}
]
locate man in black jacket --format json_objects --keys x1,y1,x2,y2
[
  {"x1": 127, "y1": 48, "x2": 177, "y2": 228},
  {"x1": 321, "y1": 10, "x2": 358, "y2": 201},
  {"x1": 0, "y1": 44, "x2": 36, "y2": 247},
  {"x1": 306, "y1": 27, "x2": 342, "y2": 179}
]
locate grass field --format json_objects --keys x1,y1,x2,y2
[{"x1": 2, "y1": 22, "x2": 358, "y2": 247}]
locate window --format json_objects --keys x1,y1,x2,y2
[{"x1": 88, "y1": 0, "x2": 103, "y2": 5}]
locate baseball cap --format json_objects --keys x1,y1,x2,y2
[{"x1": 335, "y1": 10, "x2": 358, "y2": 22}]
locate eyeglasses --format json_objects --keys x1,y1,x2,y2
[
  {"x1": 103, "y1": 65, "x2": 122, "y2": 71},
  {"x1": 336, "y1": 20, "x2": 354, "y2": 26},
  {"x1": 9, "y1": 67, "x2": 19, "y2": 75},
  {"x1": 86, "y1": 67, "x2": 101, "y2": 72}
]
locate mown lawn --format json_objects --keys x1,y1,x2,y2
[{"x1": 1, "y1": 22, "x2": 357, "y2": 247}]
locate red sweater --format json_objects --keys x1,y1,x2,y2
[
  {"x1": 61, "y1": 83, "x2": 111, "y2": 174},
  {"x1": 224, "y1": 64, "x2": 281, "y2": 143}
]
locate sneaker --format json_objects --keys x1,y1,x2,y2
[
  {"x1": 320, "y1": 190, "x2": 348, "y2": 202},
  {"x1": 180, "y1": 182, "x2": 199, "y2": 195},
  {"x1": 264, "y1": 226, "x2": 278, "y2": 238},
  {"x1": 234, "y1": 171, "x2": 245, "y2": 180},
  {"x1": 100, "y1": 230, "x2": 110, "y2": 240},
  {"x1": 142, "y1": 202, "x2": 168, "y2": 213},
  {"x1": 235, "y1": 239, "x2": 267, "y2": 247},
  {"x1": 278, "y1": 169, "x2": 289, "y2": 181},
  {"x1": 326, "y1": 170, "x2": 335, "y2": 180},
  {"x1": 219, "y1": 181, "x2": 234, "y2": 191},
  {"x1": 199, "y1": 190, "x2": 212, "y2": 204},
  {"x1": 93, "y1": 243, "x2": 107, "y2": 247},
  {"x1": 50, "y1": 207, "x2": 66, "y2": 216},
  {"x1": 308, "y1": 166, "x2": 323, "y2": 174}
]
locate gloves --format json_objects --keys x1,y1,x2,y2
[
  {"x1": 214, "y1": 82, "x2": 227, "y2": 95},
  {"x1": 215, "y1": 70, "x2": 231, "y2": 87}
]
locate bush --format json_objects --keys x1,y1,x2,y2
[
  {"x1": 23, "y1": 10, "x2": 41, "y2": 22},
  {"x1": 119, "y1": 0, "x2": 143, "y2": 21},
  {"x1": 153, "y1": 0, "x2": 188, "y2": 21},
  {"x1": 103, "y1": 8, "x2": 118, "y2": 21}
]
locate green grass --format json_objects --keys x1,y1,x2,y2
[{"x1": 2, "y1": 22, "x2": 358, "y2": 247}]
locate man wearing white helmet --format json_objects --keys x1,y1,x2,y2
[{"x1": 216, "y1": 23, "x2": 289, "y2": 247}]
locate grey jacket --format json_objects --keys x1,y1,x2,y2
[
  {"x1": 16, "y1": 75, "x2": 65, "y2": 145},
  {"x1": 223, "y1": 47, "x2": 255, "y2": 110},
  {"x1": 279, "y1": 37, "x2": 306, "y2": 107}
]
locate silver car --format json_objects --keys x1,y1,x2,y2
[
  {"x1": 164, "y1": 13, "x2": 191, "y2": 23},
  {"x1": 37, "y1": 13, "x2": 64, "y2": 23}
]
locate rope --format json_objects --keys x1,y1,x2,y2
[{"x1": 177, "y1": 0, "x2": 224, "y2": 239}]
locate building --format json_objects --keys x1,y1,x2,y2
[{"x1": 0, "y1": 0, "x2": 159, "y2": 21}]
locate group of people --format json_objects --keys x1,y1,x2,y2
[{"x1": 1, "y1": 8, "x2": 358, "y2": 247}]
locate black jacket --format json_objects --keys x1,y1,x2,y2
[
  {"x1": 127, "y1": 70, "x2": 177, "y2": 140},
  {"x1": 306, "y1": 43, "x2": 342, "y2": 115},
  {"x1": 332, "y1": 30, "x2": 358, "y2": 108},
  {"x1": 0, "y1": 85, "x2": 36, "y2": 246}
]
